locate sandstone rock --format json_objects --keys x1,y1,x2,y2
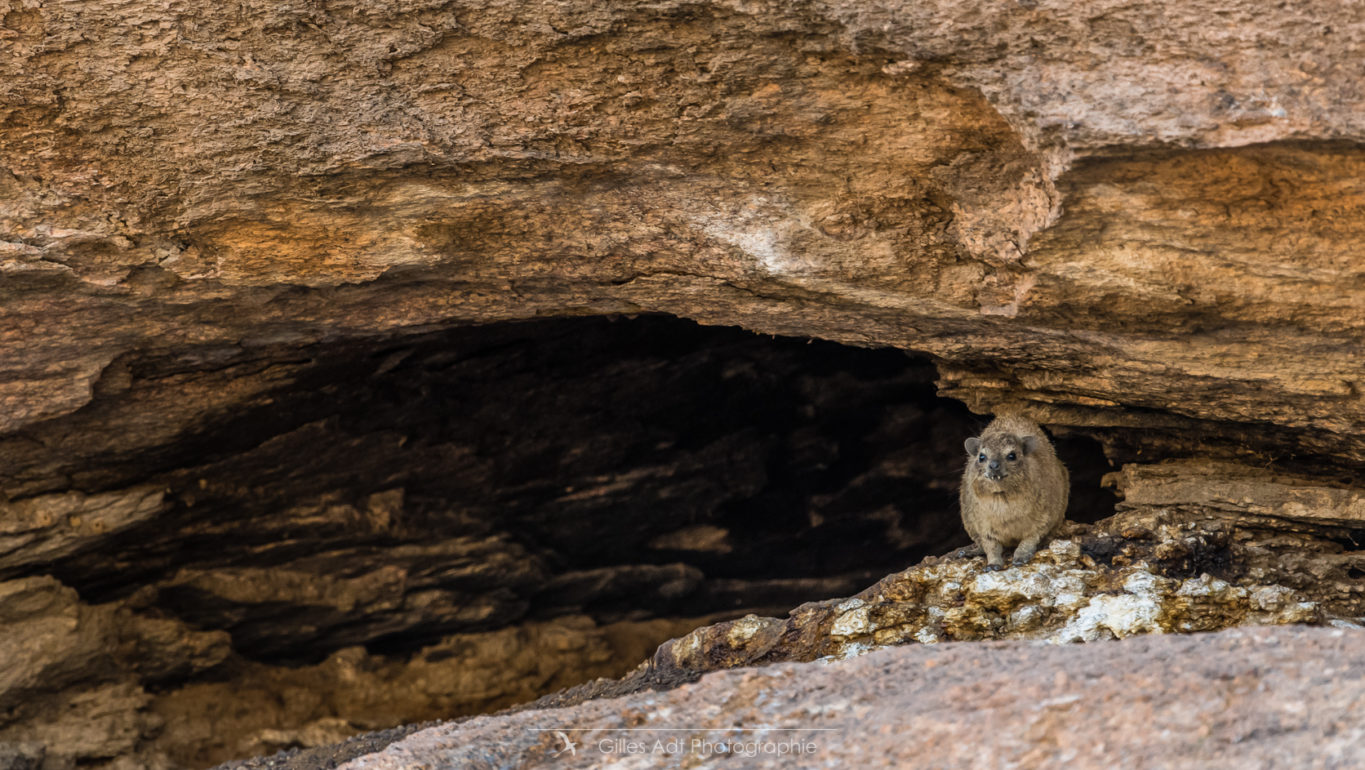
[
  {"x1": 0, "y1": 576, "x2": 228, "y2": 769},
  {"x1": 2, "y1": 318, "x2": 1004, "y2": 769},
  {"x1": 2, "y1": 0, "x2": 1364, "y2": 767},
  {"x1": 153, "y1": 614, "x2": 729, "y2": 768},
  {"x1": 1108, "y1": 460, "x2": 1365, "y2": 527},
  {"x1": 646, "y1": 516, "x2": 1324, "y2": 680},
  {"x1": 337, "y1": 626, "x2": 1365, "y2": 770},
  {"x1": 0, "y1": 0, "x2": 1360, "y2": 463},
  {"x1": 644, "y1": 457, "x2": 1365, "y2": 674},
  {"x1": 0, "y1": 743, "x2": 44, "y2": 770},
  {"x1": 0, "y1": 488, "x2": 166, "y2": 575}
]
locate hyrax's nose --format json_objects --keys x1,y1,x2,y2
[{"x1": 988, "y1": 460, "x2": 1000, "y2": 470}]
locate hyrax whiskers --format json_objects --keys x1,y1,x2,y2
[{"x1": 959, "y1": 414, "x2": 1069, "y2": 570}]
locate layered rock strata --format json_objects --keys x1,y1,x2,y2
[
  {"x1": 638, "y1": 487, "x2": 1357, "y2": 685},
  {"x1": 223, "y1": 470, "x2": 1363, "y2": 770},
  {"x1": 0, "y1": 318, "x2": 1020, "y2": 769},
  {"x1": 2, "y1": 0, "x2": 1364, "y2": 767},
  {"x1": 1, "y1": 0, "x2": 1361, "y2": 465}
]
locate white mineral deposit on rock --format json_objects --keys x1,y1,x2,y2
[
  {"x1": 813, "y1": 532, "x2": 1324, "y2": 660},
  {"x1": 1052, "y1": 592, "x2": 1164, "y2": 643},
  {"x1": 831, "y1": 599, "x2": 872, "y2": 638}
]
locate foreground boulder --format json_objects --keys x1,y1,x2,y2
[{"x1": 339, "y1": 625, "x2": 1365, "y2": 769}]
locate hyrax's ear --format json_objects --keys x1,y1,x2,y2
[
  {"x1": 965, "y1": 437, "x2": 980, "y2": 456},
  {"x1": 1021, "y1": 436, "x2": 1038, "y2": 455}
]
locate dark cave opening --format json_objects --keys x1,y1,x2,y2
[
  {"x1": 3, "y1": 312, "x2": 1125, "y2": 770},
  {"x1": 34, "y1": 314, "x2": 1115, "y2": 666}
]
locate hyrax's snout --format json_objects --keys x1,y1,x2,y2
[{"x1": 983, "y1": 456, "x2": 1006, "y2": 480}]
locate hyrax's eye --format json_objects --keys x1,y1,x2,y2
[
  {"x1": 977, "y1": 454, "x2": 986, "y2": 462},
  {"x1": 1007, "y1": 452, "x2": 1017, "y2": 461}
]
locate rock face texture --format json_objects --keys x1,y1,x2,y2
[
  {"x1": 2, "y1": 0, "x2": 1362, "y2": 463},
  {"x1": 1, "y1": 317, "x2": 1027, "y2": 769},
  {"x1": 524, "y1": 499, "x2": 1359, "y2": 708},
  {"x1": 339, "y1": 625, "x2": 1365, "y2": 770},
  {"x1": 215, "y1": 477, "x2": 1363, "y2": 770},
  {"x1": 1, "y1": 0, "x2": 1364, "y2": 768},
  {"x1": 657, "y1": 531, "x2": 1319, "y2": 671}
]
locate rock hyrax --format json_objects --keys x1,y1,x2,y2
[{"x1": 959, "y1": 414, "x2": 1069, "y2": 570}]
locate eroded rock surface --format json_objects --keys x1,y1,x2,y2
[
  {"x1": 152, "y1": 614, "x2": 725, "y2": 768},
  {"x1": 615, "y1": 459, "x2": 1365, "y2": 686},
  {"x1": 339, "y1": 625, "x2": 1365, "y2": 769},
  {"x1": 0, "y1": 576, "x2": 230, "y2": 769},
  {"x1": 645, "y1": 507, "x2": 1332, "y2": 681},
  {"x1": 2, "y1": 0, "x2": 1365, "y2": 767},
  {"x1": 225, "y1": 465, "x2": 1363, "y2": 770},
  {"x1": 0, "y1": 0, "x2": 1361, "y2": 463},
  {"x1": 0, "y1": 318, "x2": 1023, "y2": 769},
  {"x1": 0, "y1": 563, "x2": 725, "y2": 769}
]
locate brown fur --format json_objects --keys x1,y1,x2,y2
[{"x1": 959, "y1": 414, "x2": 1070, "y2": 569}]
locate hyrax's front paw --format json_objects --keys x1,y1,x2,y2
[
  {"x1": 1011, "y1": 541, "x2": 1041, "y2": 567},
  {"x1": 983, "y1": 563, "x2": 1004, "y2": 572},
  {"x1": 950, "y1": 544, "x2": 985, "y2": 560}
]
